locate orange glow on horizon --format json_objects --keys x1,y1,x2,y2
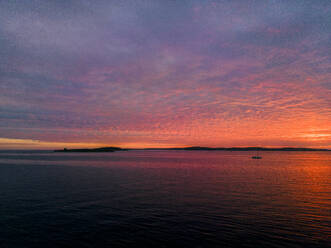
[{"x1": 0, "y1": 137, "x2": 329, "y2": 150}]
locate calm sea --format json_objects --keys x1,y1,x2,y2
[{"x1": 0, "y1": 150, "x2": 330, "y2": 247}]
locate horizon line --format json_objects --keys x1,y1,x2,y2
[{"x1": 1, "y1": 146, "x2": 330, "y2": 151}]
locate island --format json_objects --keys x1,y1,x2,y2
[{"x1": 54, "y1": 147, "x2": 127, "y2": 153}]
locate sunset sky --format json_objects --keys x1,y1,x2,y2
[{"x1": 1, "y1": 0, "x2": 330, "y2": 149}]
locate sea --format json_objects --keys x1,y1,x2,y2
[{"x1": 0, "y1": 150, "x2": 330, "y2": 247}]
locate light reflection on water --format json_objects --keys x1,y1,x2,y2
[{"x1": 0, "y1": 150, "x2": 330, "y2": 247}]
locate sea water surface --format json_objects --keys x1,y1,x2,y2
[{"x1": 0, "y1": 150, "x2": 330, "y2": 247}]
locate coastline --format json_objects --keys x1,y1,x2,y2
[{"x1": 53, "y1": 146, "x2": 330, "y2": 153}]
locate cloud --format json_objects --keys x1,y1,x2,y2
[{"x1": 0, "y1": 0, "x2": 330, "y2": 148}]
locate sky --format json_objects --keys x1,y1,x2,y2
[{"x1": 0, "y1": 0, "x2": 330, "y2": 149}]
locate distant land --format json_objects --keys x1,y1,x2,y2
[
  {"x1": 54, "y1": 147, "x2": 127, "y2": 153},
  {"x1": 54, "y1": 146, "x2": 330, "y2": 152},
  {"x1": 138, "y1": 146, "x2": 330, "y2": 151}
]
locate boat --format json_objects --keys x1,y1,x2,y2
[
  {"x1": 252, "y1": 150, "x2": 262, "y2": 159},
  {"x1": 252, "y1": 156, "x2": 262, "y2": 159}
]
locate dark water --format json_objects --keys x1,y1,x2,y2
[{"x1": 0, "y1": 150, "x2": 330, "y2": 247}]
